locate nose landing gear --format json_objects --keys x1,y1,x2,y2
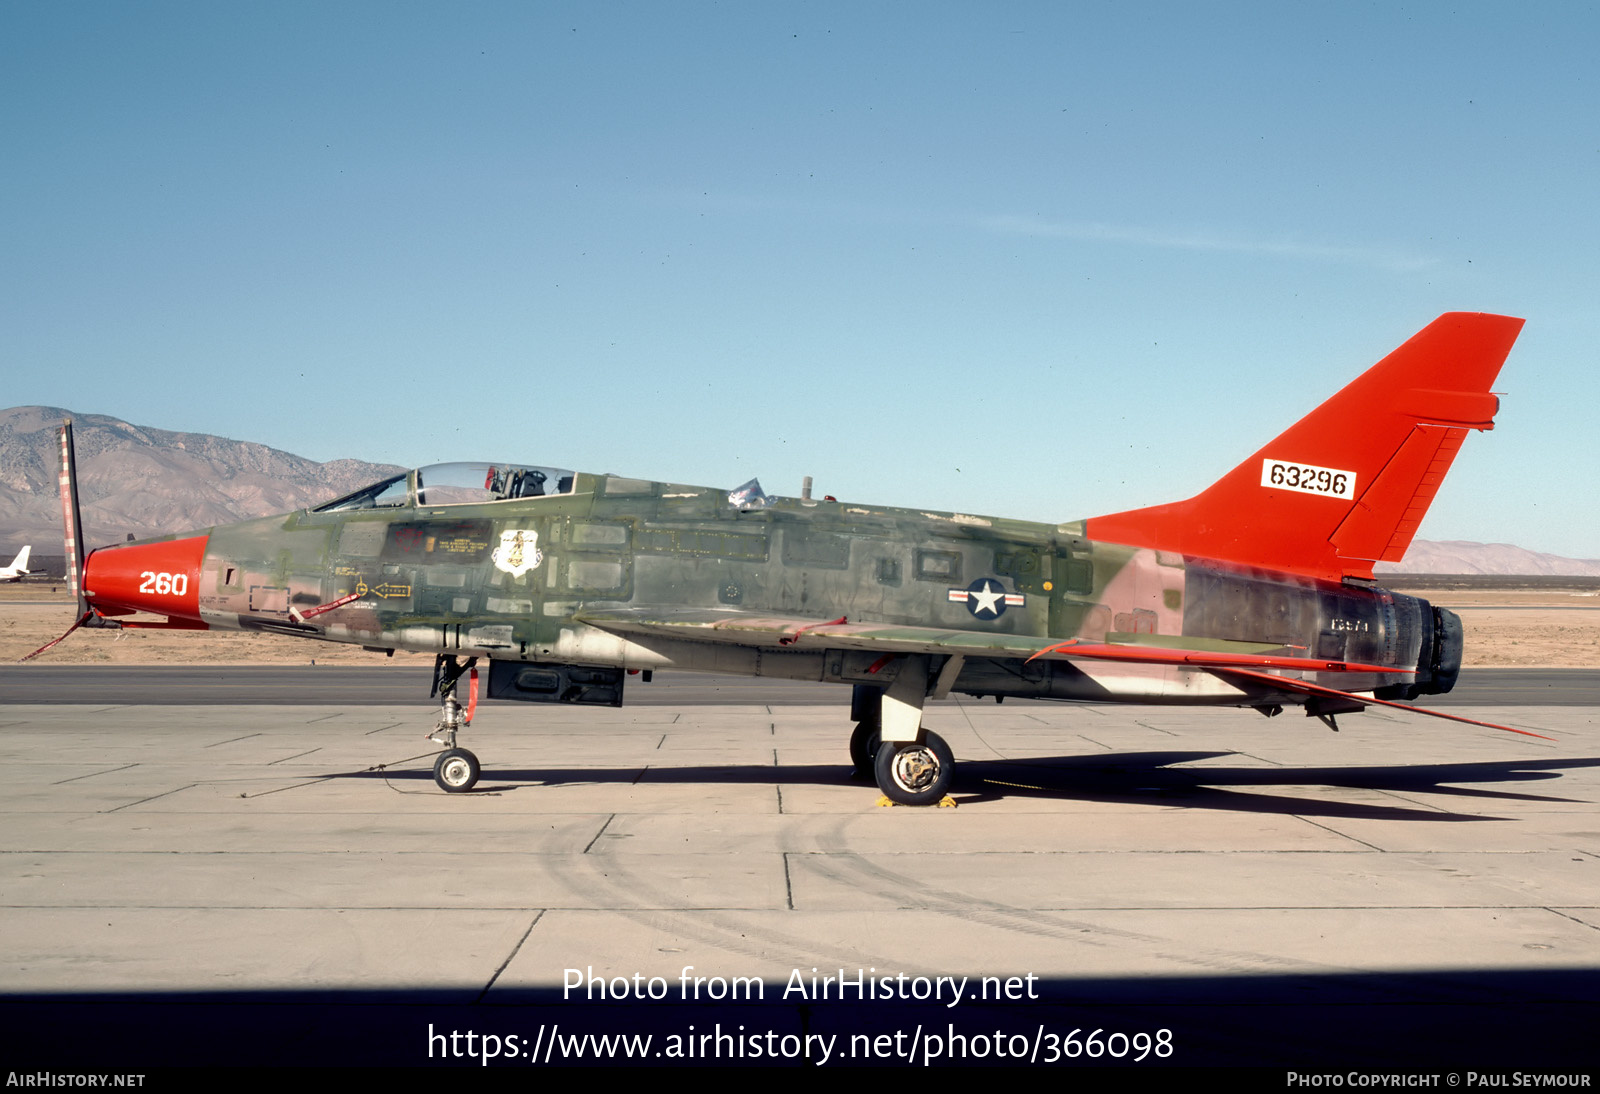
[{"x1": 429, "y1": 655, "x2": 480, "y2": 793}]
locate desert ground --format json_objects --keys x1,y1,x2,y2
[{"x1": 3, "y1": 581, "x2": 1597, "y2": 667}]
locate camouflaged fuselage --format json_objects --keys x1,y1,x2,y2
[{"x1": 86, "y1": 469, "x2": 1439, "y2": 708}]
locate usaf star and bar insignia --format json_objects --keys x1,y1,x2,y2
[{"x1": 948, "y1": 577, "x2": 1025, "y2": 619}]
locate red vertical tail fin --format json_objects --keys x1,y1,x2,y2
[{"x1": 1085, "y1": 313, "x2": 1525, "y2": 581}]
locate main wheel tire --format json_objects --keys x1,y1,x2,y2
[
  {"x1": 433, "y1": 747, "x2": 481, "y2": 793},
  {"x1": 849, "y1": 720, "x2": 881, "y2": 777},
  {"x1": 873, "y1": 731, "x2": 953, "y2": 806}
]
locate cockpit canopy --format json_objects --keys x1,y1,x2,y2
[{"x1": 314, "y1": 462, "x2": 577, "y2": 512}]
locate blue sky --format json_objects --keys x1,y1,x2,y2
[{"x1": 4, "y1": 2, "x2": 1597, "y2": 557}]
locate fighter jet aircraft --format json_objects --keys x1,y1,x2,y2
[
  {"x1": 1, "y1": 546, "x2": 33, "y2": 582},
  {"x1": 33, "y1": 312, "x2": 1539, "y2": 803}
]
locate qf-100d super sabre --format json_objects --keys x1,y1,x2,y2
[{"x1": 32, "y1": 312, "x2": 1543, "y2": 804}]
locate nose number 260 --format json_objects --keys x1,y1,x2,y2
[{"x1": 138, "y1": 571, "x2": 189, "y2": 596}]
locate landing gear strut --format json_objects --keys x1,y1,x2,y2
[
  {"x1": 854, "y1": 661, "x2": 957, "y2": 806},
  {"x1": 429, "y1": 654, "x2": 480, "y2": 793}
]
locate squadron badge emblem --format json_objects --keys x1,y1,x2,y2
[{"x1": 492, "y1": 529, "x2": 543, "y2": 577}]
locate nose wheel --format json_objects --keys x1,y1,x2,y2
[{"x1": 433, "y1": 747, "x2": 481, "y2": 793}]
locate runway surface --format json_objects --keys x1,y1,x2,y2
[{"x1": 1, "y1": 672, "x2": 1596, "y2": 1071}]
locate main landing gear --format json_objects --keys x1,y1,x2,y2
[
  {"x1": 873, "y1": 731, "x2": 954, "y2": 807},
  {"x1": 430, "y1": 654, "x2": 480, "y2": 793},
  {"x1": 850, "y1": 675, "x2": 956, "y2": 807},
  {"x1": 848, "y1": 720, "x2": 881, "y2": 778}
]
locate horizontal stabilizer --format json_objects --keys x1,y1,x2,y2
[
  {"x1": 1216, "y1": 667, "x2": 1553, "y2": 740},
  {"x1": 1026, "y1": 638, "x2": 1409, "y2": 675}
]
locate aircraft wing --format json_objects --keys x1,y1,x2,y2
[
  {"x1": 575, "y1": 608, "x2": 1545, "y2": 740},
  {"x1": 574, "y1": 608, "x2": 1405, "y2": 674},
  {"x1": 575, "y1": 607, "x2": 1057, "y2": 659}
]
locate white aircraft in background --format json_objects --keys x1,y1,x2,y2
[{"x1": 1, "y1": 546, "x2": 34, "y2": 582}]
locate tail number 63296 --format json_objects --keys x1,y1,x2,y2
[{"x1": 1260, "y1": 459, "x2": 1357, "y2": 499}]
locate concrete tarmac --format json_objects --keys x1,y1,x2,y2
[{"x1": 1, "y1": 685, "x2": 1596, "y2": 1070}]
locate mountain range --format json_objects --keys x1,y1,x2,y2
[{"x1": 0, "y1": 406, "x2": 401, "y2": 550}]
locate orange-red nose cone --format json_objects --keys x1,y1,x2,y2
[{"x1": 83, "y1": 535, "x2": 208, "y2": 620}]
